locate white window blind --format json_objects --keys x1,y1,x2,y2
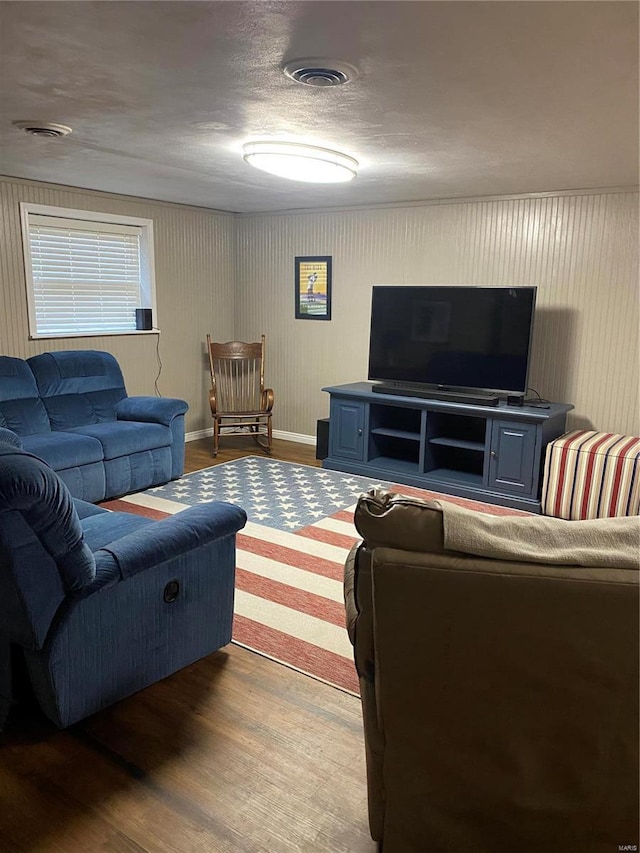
[{"x1": 26, "y1": 214, "x2": 144, "y2": 336}]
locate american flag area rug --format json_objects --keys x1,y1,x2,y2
[{"x1": 102, "y1": 457, "x2": 523, "y2": 695}]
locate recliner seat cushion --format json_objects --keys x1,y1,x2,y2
[
  {"x1": 21, "y1": 432, "x2": 104, "y2": 470},
  {"x1": 22, "y1": 432, "x2": 104, "y2": 471},
  {"x1": 73, "y1": 499, "x2": 107, "y2": 521},
  {"x1": 69, "y1": 421, "x2": 171, "y2": 459},
  {"x1": 80, "y1": 510, "x2": 153, "y2": 552}
]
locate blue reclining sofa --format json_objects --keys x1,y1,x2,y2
[
  {"x1": 0, "y1": 441, "x2": 247, "y2": 729},
  {"x1": 0, "y1": 350, "x2": 188, "y2": 502}
]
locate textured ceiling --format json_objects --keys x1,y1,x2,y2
[{"x1": 0, "y1": 1, "x2": 637, "y2": 213}]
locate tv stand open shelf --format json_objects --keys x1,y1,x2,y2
[
  {"x1": 322, "y1": 382, "x2": 573, "y2": 513},
  {"x1": 371, "y1": 427, "x2": 421, "y2": 441},
  {"x1": 429, "y1": 437, "x2": 484, "y2": 451}
]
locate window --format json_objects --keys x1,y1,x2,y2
[{"x1": 20, "y1": 203, "x2": 157, "y2": 338}]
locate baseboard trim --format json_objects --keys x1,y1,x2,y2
[
  {"x1": 185, "y1": 427, "x2": 315, "y2": 446},
  {"x1": 185, "y1": 427, "x2": 215, "y2": 442},
  {"x1": 273, "y1": 429, "x2": 316, "y2": 446}
]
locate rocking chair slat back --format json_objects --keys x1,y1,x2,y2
[
  {"x1": 206, "y1": 334, "x2": 273, "y2": 456},
  {"x1": 211, "y1": 348, "x2": 262, "y2": 412}
]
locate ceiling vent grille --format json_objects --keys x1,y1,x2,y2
[
  {"x1": 282, "y1": 59, "x2": 359, "y2": 87},
  {"x1": 13, "y1": 121, "x2": 72, "y2": 138}
]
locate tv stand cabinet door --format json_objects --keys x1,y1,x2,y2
[
  {"x1": 488, "y1": 421, "x2": 538, "y2": 496},
  {"x1": 329, "y1": 399, "x2": 366, "y2": 461}
]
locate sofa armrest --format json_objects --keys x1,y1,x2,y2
[
  {"x1": 355, "y1": 489, "x2": 449, "y2": 553},
  {"x1": 0, "y1": 427, "x2": 22, "y2": 449},
  {"x1": 344, "y1": 542, "x2": 359, "y2": 646},
  {"x1": 97, "y1": 502, "x2": 247, "y2": 579},
  {"x1": 344, "y1": 542, "x2": 377, "y2": 682},
  {"x1": 115, "y1": 396, "x2": 188, "y2": 427}
]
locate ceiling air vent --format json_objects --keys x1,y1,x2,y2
[
  {"x1": 282, "y1": 58, "x2": 359, "y2": 87},
  {"x1": 12, "y1": 120, "x2": 72, "y2": 138}
]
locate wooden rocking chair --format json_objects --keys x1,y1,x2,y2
[{"x1": 206, "y1": 334, "x2": 274, "y2": 457}]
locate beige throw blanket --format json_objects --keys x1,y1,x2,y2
[{"x1": 439, "y1": 502, "x2": 640, "y2": 570}]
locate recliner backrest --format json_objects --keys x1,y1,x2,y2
[
  {"x1": 28, "y1": 350, "x2": 128, "y2": 430},
  {"x1": 0, "y1": 356, "x2": 51, "y2": 436},
  {"x1": 0, "y1": 443, "x2": 95, "y2": 649}
]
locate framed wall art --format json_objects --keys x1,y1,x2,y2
[{"x1": 295, "y1": 256, "x2": 332, "y2": 320}]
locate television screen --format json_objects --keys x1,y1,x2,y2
[{"x1": 368, "y1": 286, "x2": 536, "y2": 396}]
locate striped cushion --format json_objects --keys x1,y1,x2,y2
[{"x1": 542, "y1": 430, "x2": 640, "y2": 519}]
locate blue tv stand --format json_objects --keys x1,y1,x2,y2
[{"x1": 322, "y1": 382, "x2": 573, "y2": 513}]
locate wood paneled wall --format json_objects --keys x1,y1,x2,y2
[
  {"x1": 1, "y1": 178, "x2": 638, "y2": 438},
  {"x1": 0, "y1": 176, "x2": 235, "y2": 434},
  {"x1": 236, "y1": 191, "x2": 639, "y2": 437}
]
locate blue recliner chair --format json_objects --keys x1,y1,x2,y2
[{"x1": 0, "y1": 441, "x2": 247, "y2": 729}]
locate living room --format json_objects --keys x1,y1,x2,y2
[{"x1": 0, "y1": 2, "x2": 638, "y2": 852}]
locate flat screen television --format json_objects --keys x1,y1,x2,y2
[{"x1": 368, "y1": 285, "x2": 536, "y2": 399}]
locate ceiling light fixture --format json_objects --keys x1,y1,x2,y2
[{"x1": 242, "y1": 141, "x2": 358, "y2": 183}]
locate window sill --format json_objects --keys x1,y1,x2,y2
[{"x1": 29, "y1": 329, "x2": 161, "y2": 340}]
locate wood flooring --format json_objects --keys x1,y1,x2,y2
[
  {"x1": 0, "y1": 440, "x2": 375, "y2": 853},
  {"x1": 183, "y1": 435, "x2": 321, "y2": 473}
]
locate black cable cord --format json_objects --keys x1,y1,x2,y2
[
  {"x1": 154, "y1": 330, "x2": 162, "y2": 396},
  {"x1": 524, "y1": 386, "x2": 550, "y2": 407}
]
